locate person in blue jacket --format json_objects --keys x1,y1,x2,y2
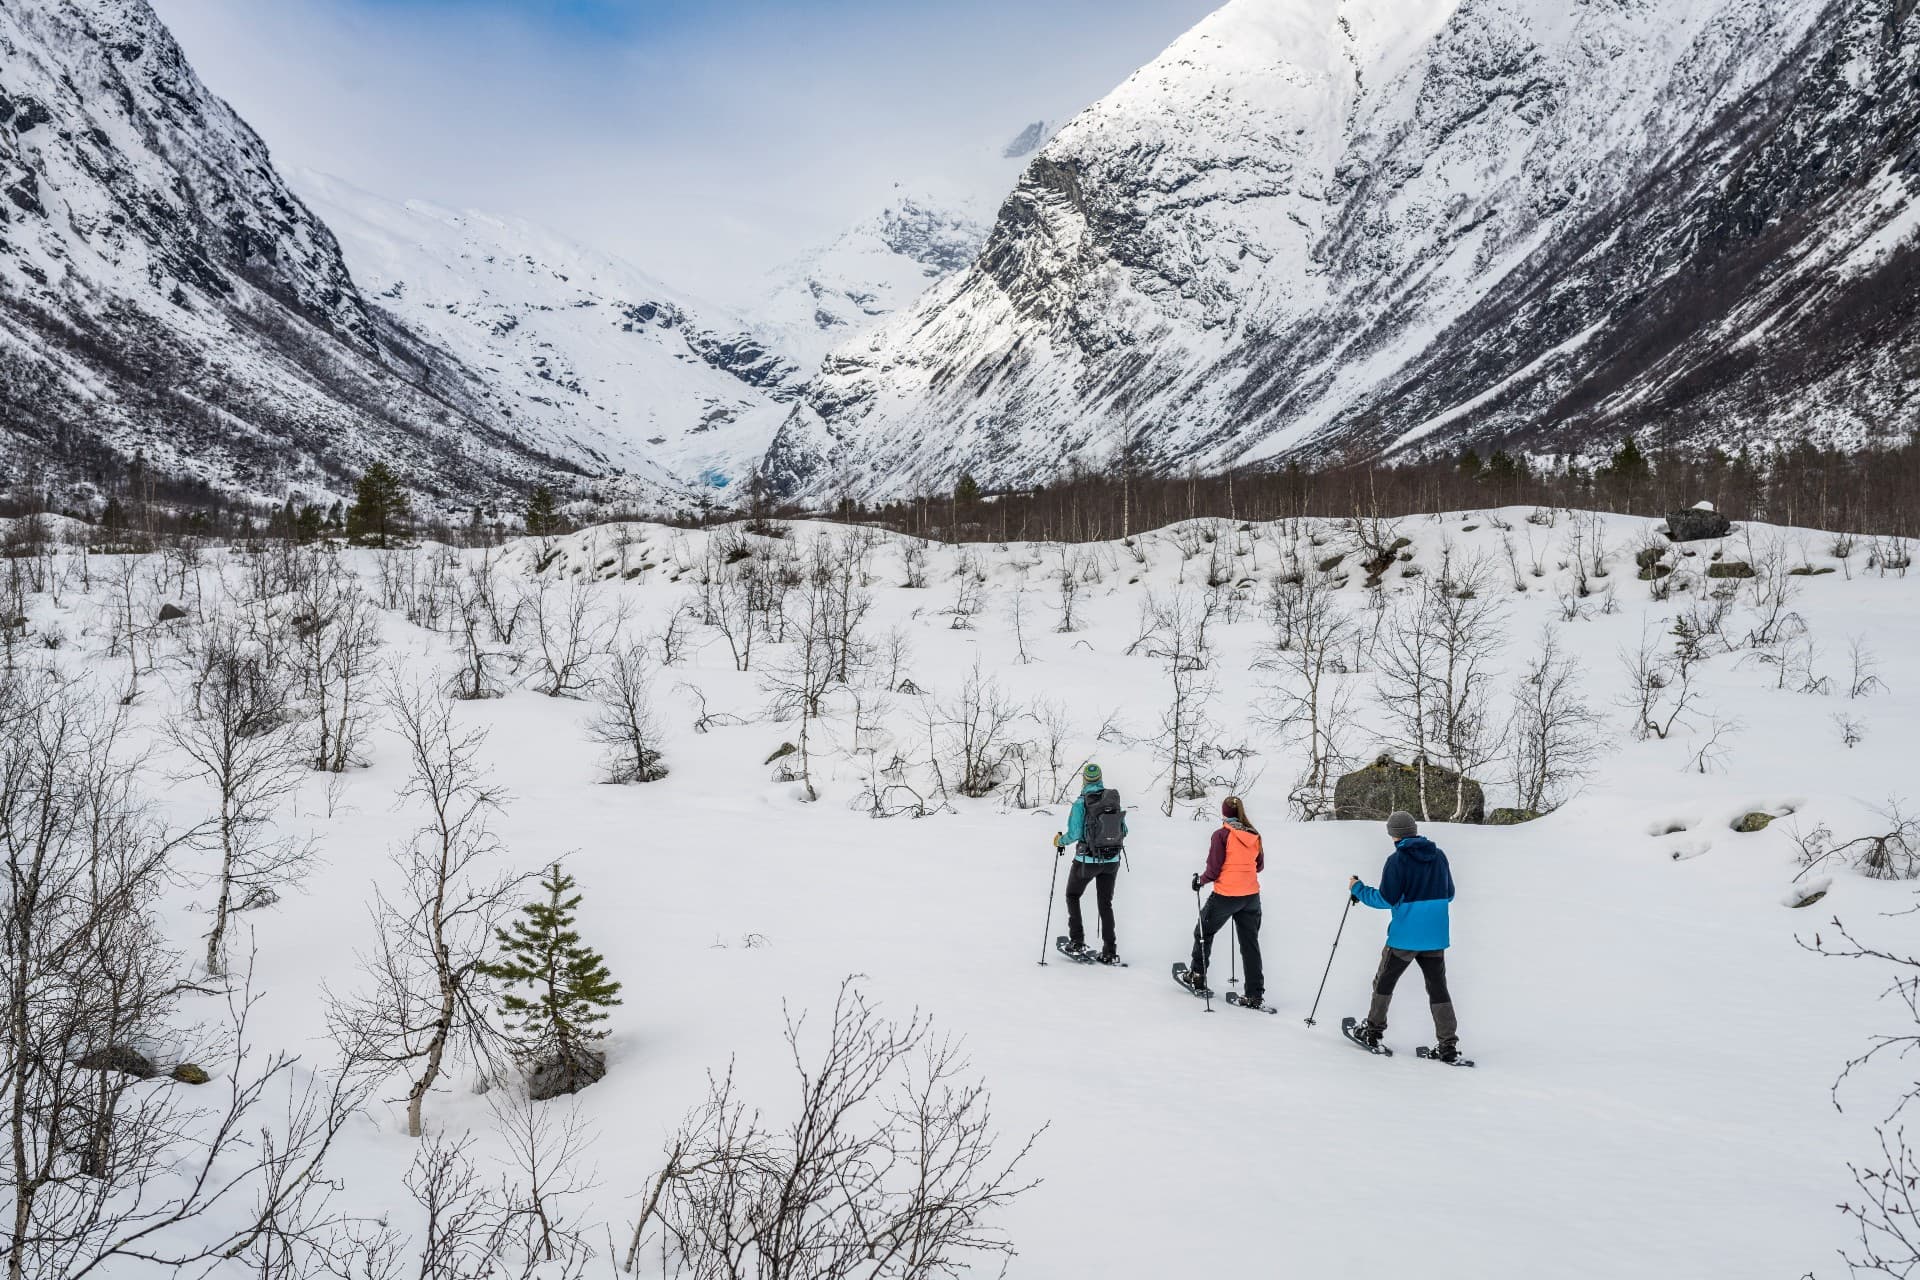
[
  {"x1": 1348, "y1": 810, "x2": 1461, "y2": 1059},
  {"x1": 1053, "y1": 763, "x2": 1128, "y2": 962}
]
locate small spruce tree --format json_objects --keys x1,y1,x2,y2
[
  {"x1": 953, "y1": 472, "x2": 982, "y2": 507},
  {"x1": 479, "y1": 863, "x2": 623, "y2": 1096},
  {"x1": 525, "y1": 485, "x2": 564, "y2": 537},
  {"x1": 345, "y1": 462, "x2": 411, "y2": 547}
]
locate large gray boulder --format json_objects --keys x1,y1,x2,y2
[
  {"x1": 1662, "y1": 507, "x2": 1732, "y2": 543},
  {"x1": 1333, "y1": 754, "x2": 1486, "y2": 824}
]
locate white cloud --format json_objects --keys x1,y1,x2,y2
[{"x1": 146, "y1": 0, "x2": 1221, "y2": 305}]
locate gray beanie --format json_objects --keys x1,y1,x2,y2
[{"x1": 1387, "y1": 811, "x2": 1419, "y2": 840}]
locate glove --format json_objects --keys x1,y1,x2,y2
[{"x1": 1190, "y1": 873, "x2": 1203, "y2": 893}]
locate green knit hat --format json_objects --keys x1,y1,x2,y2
[{"x1": 1083, "y1": 763, "x2": 1103, "y2": 785}]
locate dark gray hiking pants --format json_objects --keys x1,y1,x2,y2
[{"x1": 1365, "y1": 946, "x2": 1458, "y2": 1049}]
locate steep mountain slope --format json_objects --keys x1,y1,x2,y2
[
  {"x1": 295, "y1": 174, "x2": 802, "y2": 497},
  {"x1": 0, "y1": 0, "x2": 608, "y2": 508},
  {"x1": 764, "y1": 0, "x2": 1920, "y2": 502}
]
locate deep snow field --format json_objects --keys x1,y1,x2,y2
[{"x1": 11, "y1": 506, "x2": 1920, "y2": 1279}]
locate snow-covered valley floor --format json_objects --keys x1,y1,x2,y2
[{"x1": 9, "y1": 507, "x2": 1920, "y2": 1278}]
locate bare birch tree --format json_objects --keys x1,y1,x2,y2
[
  {"x1": 2, "y1": 672, "x2": 373, "y2": 1280},
  {"x1": 328, "y1": 682, "x2": 523, "y2": 1137},
  {"x1": 169, "y1": 620, "x2": 309, "y2": 977},
  {"x1": 589, "y1": 643, "x2": 668, "y2": 784},
  {"x1": 1256, "y1": 572, "x2": 1355, "y2": 819},
  {"x1": 527, "y1": 578, "x2": 625, "y2": 698},
  {"x1": 290, "y1": 558, "x2": 381, "y2": 772},
  {"x1": 625, "y1": 978, "x2": 1041, "y2": 1278},
  {"x1": 1507, "y1": 627, "x2": 1604, "y2": 816}
]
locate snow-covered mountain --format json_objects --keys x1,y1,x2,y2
[
  {"x1": 0, "y1": 0, "x2": 612, "y2": 509},
  {"x1": 762, "y1": 0, "x2": 1920, "y2": 502},
  {"x1": 756, "y1": 121, "x2": 1054, "y2": 372},
  {"x1": 758, "y1": 192, "x2": 994, "y2": 372},
  {"x1": 295, "y1": 174, "x2": 802, "y2": 498}
]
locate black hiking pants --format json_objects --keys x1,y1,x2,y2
[
  {"x1": 1190, "y1": 891, "x2": 1263, "y2": 1002},
  {"x1": 1365, "y1": 946, "x2": 1458, "y2": 1049},
  {"x1": 1065, "y1": 860, "x2": 1119, "y2": 956}
]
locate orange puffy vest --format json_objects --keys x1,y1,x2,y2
[{"x1": 1215, "y1": 825, "x2": 1262, "y2": 896}]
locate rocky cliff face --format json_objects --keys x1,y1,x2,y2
[
  {"x1": 764, "y1": 0, "x2": 1919, "y2": 502},
  {"x1": 0, "y1": 0, "x2": 601, "y2": 509}
]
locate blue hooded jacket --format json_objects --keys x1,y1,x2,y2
[
  {"x1": 1058, "y1": 780, "x2": 1128, "y2": 865},
  {"x1": 1352, "y1": 836, "x2": 1455, "y2": 951}
]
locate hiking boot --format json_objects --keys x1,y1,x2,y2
[
  {"x1": 1351, "y1": 1021, "x2": 1383, "y2": 1048},
  {"x1": 1434, "y1": 1043, "x2": 1460, "y2": 1064},
  {"x1": 1097, "y1": 949, "x2": 1122, "y2": 966}
]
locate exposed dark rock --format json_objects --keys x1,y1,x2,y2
[
  {"x1": 527, "y1": 1047, "x2": 606, "y2": 1100},
  {"x1": 170, "y1": 1063, "x2": 211, "y2": 1085},
  {"x1": 1663, "y1": 509, "x2": 1733, "y2": 543},
  {"x1": 1707, "y1": 561, "x2": 1756, "y2": 579},
  {"x1": 155, "y1": 602, "x2": 188, "y2": 622},
  {"x1": 1732, "y1": 811, "x2": 1775, "y2": 833},
  {"x1": 76, "y1": 1046, "x2": 157, "y2": 1079},
  {"x1": 1333, "y1": 754, "x2": 1486, "y2": 824},
  {"x1": 765, "y1": 742, "x2": 797, "y2": 766},
  {"x1": 1488, "y1": 807, "x2": 1544, "y2": 826}
]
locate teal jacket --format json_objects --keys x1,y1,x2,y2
[{"x1": 1057, "y1": 780, "x2": 1127, "y2": 864}]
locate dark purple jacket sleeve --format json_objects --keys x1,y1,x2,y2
[{"x1": 1199, "y1": 827, "x2": 1228, "y2": 884}]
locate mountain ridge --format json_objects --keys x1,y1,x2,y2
[{"x1": 762, "y1": 0, "x2": 1919, "y2": 503}]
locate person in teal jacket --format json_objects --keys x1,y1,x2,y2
[
  {"x1": 1348, "y1": 811, "x2": 1461, "y2": 1059},
  {"x1": 1053, "y1": 763, "x2": 1127, "y2": 962}
]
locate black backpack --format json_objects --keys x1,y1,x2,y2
[{"x1": 1082, "y1": 788, "x2": 1126, "y2": 856}]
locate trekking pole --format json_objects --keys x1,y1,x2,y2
[
  {"x1": 1193, "y1": 887, "x2": 1213, "y2": 1013},
  {"x1": 1228, "y1": 909, "x2": 1239, "y2": 989},
  {"x1": 1303, "y1": 891, "x2": 1357, "y2": 1027},
  {"x1": 1038, "y1": 836, "x2": 1065, "y2": 966}
]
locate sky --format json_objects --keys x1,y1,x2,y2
[{"x1": 147, "y1": 0, "x2": 1221, "y2": 306}]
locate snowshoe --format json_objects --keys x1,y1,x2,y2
[
  {"x1": 1054, "y1": 937, "x2": 1097, "y2": 964},
  {"x1": 1416, "y1": 1045, "x2": 1476, "y2": 1068},
  {"x1": 1095, "y1": 950, "x2": 1127, "y2": 967},
  {"x1": 1340, "y1": 1016, "x2": 1393, "y2": 1057},
  {"x1": 1171, "y1": 963, "x2": 1212, "y2": 999},
  {"x1": 1224, "y1": 992, "x2": 1277, "y2": 1015}
]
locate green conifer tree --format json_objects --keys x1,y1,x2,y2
[
  {"x1": 345, "y1": 462, "x2": 411, "y2": 547},
  {"x1": 525, "y1": 485, "x2": 563, "y2": 537},
  {"x1": 479, "y1": 864, "x2": 623, "y2": 1093}
]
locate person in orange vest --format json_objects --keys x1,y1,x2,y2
[{"x1": 1181, "y1": 796, "x2": 1265, "y2": 1005}]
